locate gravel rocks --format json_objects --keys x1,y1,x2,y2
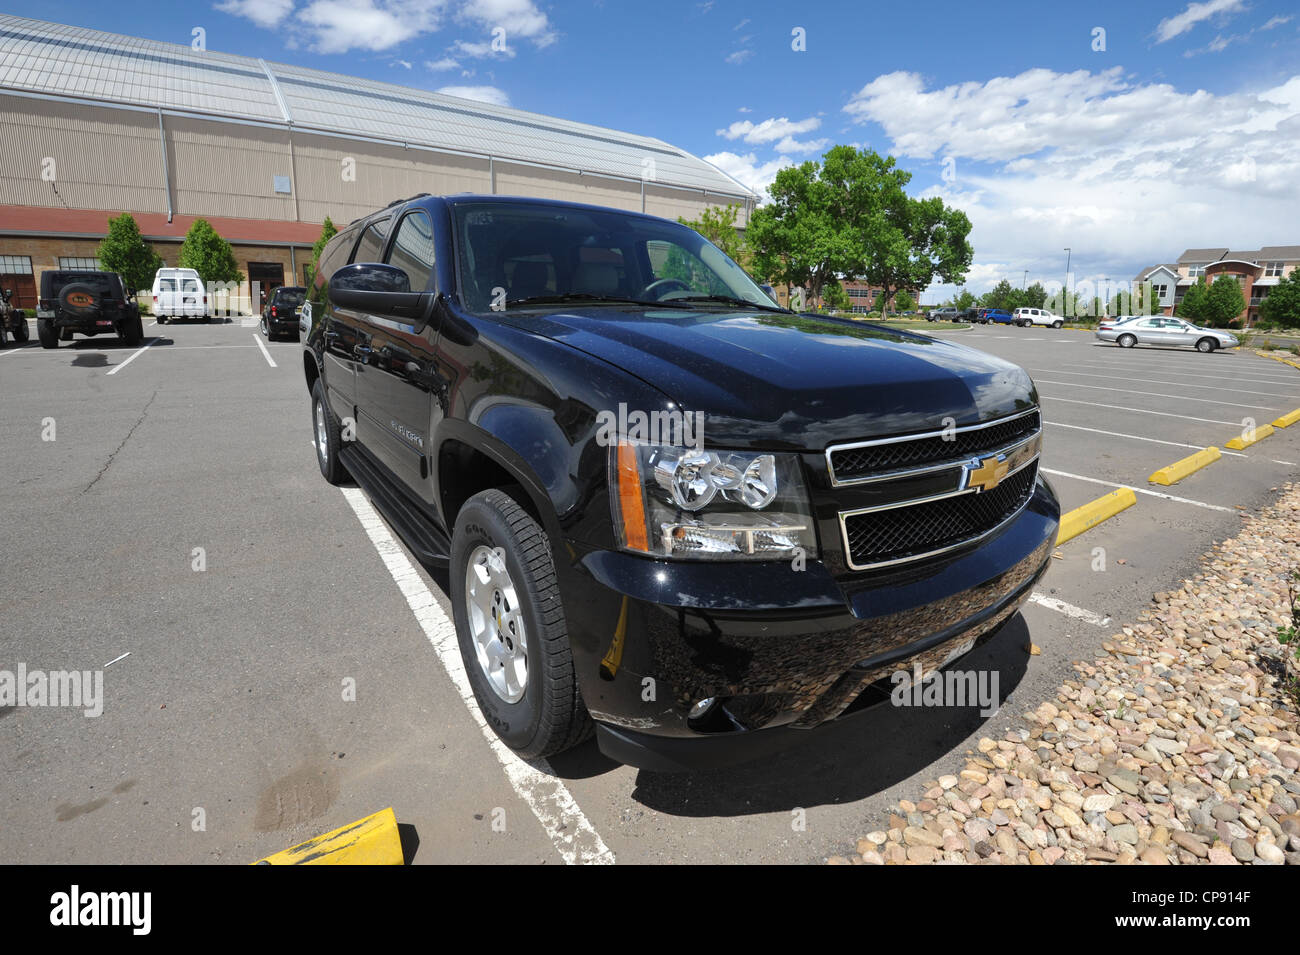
[{"x1": 836, "y1": 482, "x2": 1300, "y2": 865}]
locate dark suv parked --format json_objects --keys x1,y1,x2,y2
[
  {"x1": 0, "y1": 288, "x2": 27, "y2": 347},
  {"x1": 261, "y1": 285, "x2": 306, "y2": 340},
  {"x1": 37, "y1": 270, "x2": 143, "y2": 348},
  {"x1": 304, "y1": 194, "x2": 1059, "y2": 771}
]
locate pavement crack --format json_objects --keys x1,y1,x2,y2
[{"x1": 83, "y1": 390, "x2": 157, "y2": 494}]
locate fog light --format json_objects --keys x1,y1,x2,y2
[{"x1": 688, "y1": 697, "x2": 716, "y2": 720}]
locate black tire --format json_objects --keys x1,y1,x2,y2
[
  {"x1": 157, "y1": 315, "x2": 168, "y2": 325},
  {"x1": 120, "y1": 313, "x2": 143, "y2": 346},
  {"x1": 450, "y1": 489, "x2": 591, "y2": 759},
  {"x1": 1118, "y1": 333, "x2": 1136, "y2": 348},
  {"x1": 310, "y1": 378, "x2": 349, "y2": 485},
  {"x1": 1052, "y1": 320, "x2": 1063, "y2": 329},
  {"x1": 12, "y1": 317, "x2": 28, "y2": 342},
  {"x1": 37, "y1": 318, "x2": 58, "y2": 349},
  {"x1": 1196, "y1": 337, "x2": 1217, "y2": 353},
  {"x1": 260, "y1": 317, "x2": 268, "y2": 338}
]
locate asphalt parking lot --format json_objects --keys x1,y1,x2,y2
[{"x1": 2, "y1": 317, "x2": 1298, "y2": 865}]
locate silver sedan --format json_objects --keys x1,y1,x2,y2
[{"x1": 1095, "y1": 316, "x2": 1238, "y2": 353}]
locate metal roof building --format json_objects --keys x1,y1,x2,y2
[{"x1": 0, "y1": 15, "x2": 753, "y2": 305}]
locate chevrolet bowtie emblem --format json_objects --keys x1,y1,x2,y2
[{"x1": 965, "y1": 453, "x2": 1009, "y2": 492}]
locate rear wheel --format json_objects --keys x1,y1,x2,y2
[
  {"x1": 120, "y1": 313, "x2": 143, "y2": 346},
  {"x1": 12, "y1": 318, "x2": 28, "y2": 342},
  {"x1": 1196, "y1": 337, "x2": 1217, "y2": 353},
  {"x1": 451, "y1": 489, "x2": 591, "y2": 759},
  {"x1": 37, "y1": 318, "x2": 58, "y2": 348},
  {"x1": 158, "y1": 316, "x2": 167, "y2": 325},
  {"x1": 1118, "y1": 333, "x2": 1136, "y2": 348}
]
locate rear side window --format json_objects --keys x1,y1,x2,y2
[
  {"x1": 385, "y1": 211, "x2": 435, "y2": 291},
  {"x1": 352, "y1": 217, "x2": 392, "y2": 265}
]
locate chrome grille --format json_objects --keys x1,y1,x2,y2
[
  {"x1": 828, "y1": 409, "x2": 1039, "y2": 485},
  {"x1": 828, "y1": 409, "x2": 1042, "y2": 571}
]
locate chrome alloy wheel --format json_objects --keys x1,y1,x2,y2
[
  {"x1": 315, "y1": 398, "x2": 328, "y2": 463},
  {"x1": 464, "y1": 545, "x2": 528, "y2": 703}
]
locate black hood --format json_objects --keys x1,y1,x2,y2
[{"x1": 508, "y1": 307, "x2": 1038, "y2": 451}]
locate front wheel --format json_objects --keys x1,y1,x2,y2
[
  {"x1": 12, "y1": 318, "x2": 28, "y2": 342},
  {"x1": 1052, "y1": 320, "x2": 1063, "y2": 329},
  {"x1": 1196, "y1": 337, "x2": 1217, "y2": 353},
  {"x1": 120, "y1": 314, "x2": 143, "y2": 346},
  {"x1": 1117, "y1": 333, "x2": 1136, "y2": 348},
  {"x1": 450, "y1": 489, "x2": 591, "y2": 759},
  {"x1": 310, "y1": 378, "x2": 349, "y2": 485},
  {"x1": 37, "y1": 318, "x2": 58, "y2": 348}
]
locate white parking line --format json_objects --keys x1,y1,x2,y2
[
  {"x1": 1040, "y1": 395, "x2": 1238, "y2": 426},
  {"x1": 1044, "y1": 421, "x2": 1247, "y2": 457},
  {"x1": 1041, "y1": 468, "x2": 1236, "y2": 512},
  {"x1": 1028, "y1": 592, "x2": 1111, "y2": 627},
  {"x1": 1034, "y1": 378, "x2": 1277, "y2": 411},
  {"x1": 1076, "y1": 361, "x2": 1299, "y2": 388},
  {"x1": 0, "y1": 343, "x2": 38, "y2": 359},
  {"x1": 253, "y1": 334, "x2": 277, "y2": 367},
  {"x1": 339, "y1": 486, "x2": 615, "y2": 866},
  {"x1": 1032, "y1": 368, "x2": 1300, "y2": 399},
  {"x1": 105, "y1": 338, "x2": 157, "y2": 376}
]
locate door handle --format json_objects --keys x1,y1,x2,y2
[{"x1": 353, "y1": 344, "x2": 373, "y2": 359}]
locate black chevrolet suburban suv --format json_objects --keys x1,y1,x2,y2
[
  {"x1": 303, "y1": 194, "x2": 1059, "y2": 771},
  {"x1": 37, "y1": 270, "x2": 144, "y2": 348}
]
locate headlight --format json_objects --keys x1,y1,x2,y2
[{"x1": 610, "y1": 443, "x2": 817, "y2": 560}]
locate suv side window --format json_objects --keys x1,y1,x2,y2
[
  {"x1": 386, "y1": 211, "x2": 436, "y2": 292},
  {"x1": 352, "y1": 217, "x2": 392, "y2": 265}
]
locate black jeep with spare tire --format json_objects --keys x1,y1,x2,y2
[{"x1": 36, "y1": 270, "x2": 144, "y2": 348}]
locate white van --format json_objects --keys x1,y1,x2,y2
[
  {"x1": 152, "y1": 268, "x2": 209, "y2": 323},
  {"x1": 1012, "y1": 307, "x2": 1064, "y2": 328}
]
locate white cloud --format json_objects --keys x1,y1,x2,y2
[
  {"x1": 702, "y1": 151, "x2": 794, "y2": 198},
  {"x1": 845, "y1": 68, "x2": 1300, "y2": 295},
  {"x1": 1261, "y1": 14, "x2": 1293, "y2": 29},
  {"x1": 725, "y1": 49, "x2": 754, "y2": 65},
  {"x1": 454, "y1": 37, "x2": 515, "y2": 57},
  {"x1": 295, "y1": 0, "x2": 446, "y2": 53},
  {"x1": 457, "y1": 0, "x2": 556, "y2": 47},
  {"x1": 1154, "y1": 0, "x2": 1246, "y2": 43},
  {"x1": 717, "y1": 115, "x2": 822, "y2": 144},
  {"x1": 215, "y1": 0, "x2": 295, "y2": 29},
  {"x1": 426, "y1": 56, "x2": 461, "y2": 70},
  {"x1": 392, "y1": 58, "x2": 412, "y2": 68},
  {"x1": 436, "y1": 84, "x2": 511, "y2": 106},
  {"x1": 773, "y1": 135, "x2": 829, "y2": 154}
]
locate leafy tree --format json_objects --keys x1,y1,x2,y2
[
  {"x1": 178, "y1": 218, "x2": 243, "y2": 286},
  {"x1": 97, "y1": 212, "x2": 163, "y2": 293},
  {"x1": 981, "y1": 279, "x2": 1016, "y2": 311},
  {"x1": 1202, "y1": 274, "x2": 1246, "y2": 327},
  {"x1": 822, "y1": 281, "x2": 850, "y2": 312},
  {"x1": 1177, "y1": 276, "x2": 1209, "y2": 322},
  {"x1": 677, "y1": 204, "x2": 747, "y2": 265},
  {"x1": 894, "y1": 290, "x2": 915, "y2": 311},
  {"x1": 1259, "y1": 269, "x2": 1300, "y2": 329},
  {"x1": 312, "y1": 216, "x2": 338, "y2": 266},
  {"x1": 1024, "y1": 282, "x2": 1047, "y2": 309},
  {"x1": 953, "y1": 288, "x2": 977, "y2": 310},
  {"x1": 748, "y1": 145, "x2": 972, "y2": 310}
]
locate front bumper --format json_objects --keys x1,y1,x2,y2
[{"x1": 562, "y1": 476, "x2": 1060, "y2": 770}]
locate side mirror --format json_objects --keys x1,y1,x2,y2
[
  {"x1": 1, "y1": 289, "x2": 11, "y2": 301},
  {"x1": 329, "y1": 263, "x2": 430, "y2": 322}
]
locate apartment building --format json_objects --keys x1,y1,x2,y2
[{"x1": 1134, "y1": 246, "x2": 1300, "y2": 325}]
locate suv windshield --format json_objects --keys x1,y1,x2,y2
[{"x1": 451, "y1": 200, "x2": 783, "y2": 315}]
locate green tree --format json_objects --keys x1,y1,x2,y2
[
  {"x1": 178, "y1": 218, "x2": 243, "y2": 286},
  {"x1": 1259, "y1": 269, "x2": 1300, "y2": 329},
  {"x1": 1024, "y1": 282, "x2": 1047, "y2": 309},
  {"x1": 822, "y1": 281, "x2": 850, "y2": 312},
  {"x1": 677, "y1": 204, "x2": 746, "y2": 265},
  {"x1": 312, "y1": 216, "x2": 338, "y2": 266},
  {"x1": 981, "y1": 279, "x2": 1016, "y2": 311},
  {"x1": 1202, "y1": 275, "x2": 1246, "y2": 327},
  {"x1": 1177, "y1": 276, "x2": 1209, "y2": 322},
  {"x1": 894, "y1": 290, "x2": 915, "y2": 311},
  {"x1": 953, "y1": 288, "x2": 977, "y2": 310},
  {"x1": 96, "y1": 212, "x2": 163, "y2": 294}
]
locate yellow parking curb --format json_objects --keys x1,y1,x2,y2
[
  {"x1": 1272, "y1": 408, "x2": 1300, "y2": 429},
  {"x1": 1055, "y1": 488, "x2": 1137, "y2": 545},
  {"x1": 1149, "y1": 447, "x2": 1220, "y2": 486},
  {"x1": 1255, "y1": 350, "x2": 1300, "y2": 370},
  {"x1": 254, "y1": 808, "x2": 403, "y2": 865},
  {"x1": 1225, "y1": 424, "x2": 1275, "y2": 450}
]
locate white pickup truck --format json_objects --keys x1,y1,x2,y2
[
  {"x1": 1011, "y1": 307, "x2": 1065, "y2": 328},
  {"x1": 151, "y1": 268, "x2": 210, "y2": 324}
]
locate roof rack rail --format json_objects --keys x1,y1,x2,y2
[{"x1": 347, "y1": 193, "x2": 433, "y2": 226}]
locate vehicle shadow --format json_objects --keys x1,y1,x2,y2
[
  {"x1": 63, "y1": 336, "x2": 174, "y2": 349},
  {"x1": 549, "y1": 614, "x2": 1034, "y2": 814}
]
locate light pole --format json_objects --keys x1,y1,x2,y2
[
  {"x1": 1063, "y1": 248, "x2": 1071, "y2": 314},
  {"x1": 1102, "y1": 277, "x2": 1109, "y2": 317},
  {"x1": 1023, "y1": 270, "x2": 1028, "y2": 289}
]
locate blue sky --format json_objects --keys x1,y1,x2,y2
[{"x1": 34, "y1": 0, "x2": 1300, "y2": 301}]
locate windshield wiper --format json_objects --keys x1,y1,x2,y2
[
  {"x1": 670, "y1": 294, "x2": 788, "y2": 312},
  {"x1": 505, "y1": 292, "x2": 691, "y2": 309}
]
